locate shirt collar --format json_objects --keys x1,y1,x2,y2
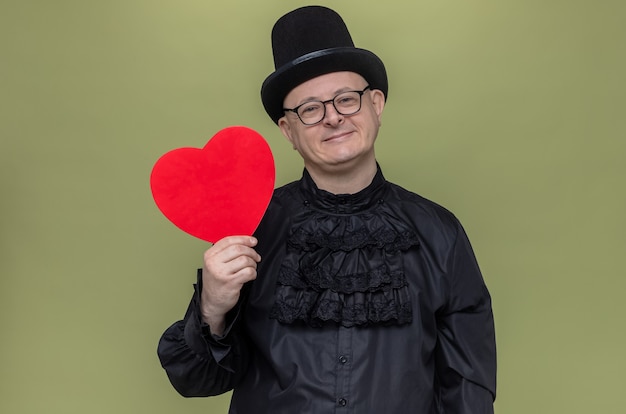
[{"x1": 299, "y1": 165, "x2": 388, "y2": 213}]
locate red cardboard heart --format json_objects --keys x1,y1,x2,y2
[{"x1": 150, "y1": 126, "x2": 275, "y2": 243}]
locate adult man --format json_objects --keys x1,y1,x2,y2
[{"x1": 158, "y1": 6, "x2": 496, "y2": 413}]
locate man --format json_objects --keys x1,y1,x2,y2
[{"x1": 158, "y1": 6, "x2": 496, "y2": 413}]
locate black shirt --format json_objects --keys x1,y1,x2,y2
[{"x1": 158, "y1": 167, "x2": 496, "y2": 413}]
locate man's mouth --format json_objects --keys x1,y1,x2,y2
[{"x1": 323, "y1": 131, "x2": 352, "y2": 142}]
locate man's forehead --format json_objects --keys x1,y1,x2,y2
[{"x1": 284, "y1": 71, "x2": 367, "y2": 103}]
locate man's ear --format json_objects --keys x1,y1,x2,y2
[
  {"x1": 370, "y1": 89, "x2": 386, "y2": 123},
  {"x1": 278, "y1": 117, "x2": 297, "y2": 149}
]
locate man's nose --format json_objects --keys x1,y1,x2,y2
[{"x1": 322, "y1": 101, "x2": 343, "y2": 125}]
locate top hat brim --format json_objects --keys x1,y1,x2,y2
[{"x1": 261, "y1": 47, "x2": 388, "y2": 124}]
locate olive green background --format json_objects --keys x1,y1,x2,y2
[{"x1": 1, "y1": 1, "x2": 624, "y2": 413}]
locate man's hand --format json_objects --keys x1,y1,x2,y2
[{"x1": 200, "y1": 236, "x2": 261, "y2": 336}]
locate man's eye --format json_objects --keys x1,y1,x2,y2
[
  {"x1": 337, "y1": 96, "x2": 357, "y2": 105},
  {"x1": 300, "y1": 104, "x2": 321, "y2": 114}
]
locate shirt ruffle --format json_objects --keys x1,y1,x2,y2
[{"x1": 270, "y1": 204, "x2": 419, "y2": 328}]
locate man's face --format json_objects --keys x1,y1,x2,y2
[{"x1": 278, "y1": 71, "x2": 385, "y2": 176}]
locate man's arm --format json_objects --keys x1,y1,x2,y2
[
  {"x1": 157, "y1": 276, "x2": 250, "y2": 397},
  {"x1": 157, "y1": 236, "x2": 259, "y2": 397},
  {"x1": 435, "y1": 222, "x2": 497, "y2": 413}
]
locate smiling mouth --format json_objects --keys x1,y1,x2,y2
[{"x1": 323, "y1": 131, "x2": 353, "y2": 142}]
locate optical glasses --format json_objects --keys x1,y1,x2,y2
[{"x1": 283, "y1": 85, "x2": 370, "y2": 125}]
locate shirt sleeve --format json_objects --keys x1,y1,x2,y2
[
  {"x1": 435, "y1": 221, "x2": 497, "y2": 413},
  {"x1": 157, "y1": 269, "x2": 250, "y2": 397}
]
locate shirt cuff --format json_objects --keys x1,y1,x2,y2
[{"x1": 183, "y1": 269, "x2": 242, "y2": 369}]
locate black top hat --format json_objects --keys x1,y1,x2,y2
[{"x1": 261, "y1": 6, "x2": 388, "y2": 124}]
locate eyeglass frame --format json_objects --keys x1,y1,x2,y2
[{"x1": 282, "y1": 85, "x2": 371, "y2": 125}]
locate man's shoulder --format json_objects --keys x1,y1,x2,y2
[
  {"x1": 261, "y1": 179, "x2": 302, "y2": 215},
  {"x1": 385, "y1": 181, "x2": 460, "y2": 231},
  {"x1": 270, "y1": 179, "x2": 301, "y2": 203}
]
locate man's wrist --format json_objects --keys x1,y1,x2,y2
[{"x1": 200, "y1": 304, "x2": 227, "y2": 336}]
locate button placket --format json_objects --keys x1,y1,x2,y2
[{"x1": 335, "y1": 326, "x2": 352, "y2": 412}]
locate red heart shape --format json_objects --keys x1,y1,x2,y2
[{"x1": 150, "y1": 126, "x2": 275, "y2": 243}]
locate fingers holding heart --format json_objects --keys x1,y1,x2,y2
[
  {"x1": 201, "y1": 236, "x2": 261, "y2": 318},
  {"x1": 205, "y1": 236, "x2": 260, "y2": 277}
]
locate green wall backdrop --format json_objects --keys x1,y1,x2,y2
[{"x1": 1, "y1": 1, "x2": 624, "y2": 413}]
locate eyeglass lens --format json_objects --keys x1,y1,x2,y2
[{"x1": 298, "y1": 91, "x2": 363, "y2": 125}]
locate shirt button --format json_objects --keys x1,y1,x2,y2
[
  {"x1": 338, "y1": 398, "x2": 347, "y2": 407},
  {"x1": 339, "y1": 355, "x2": 348, "y2": 364}
]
